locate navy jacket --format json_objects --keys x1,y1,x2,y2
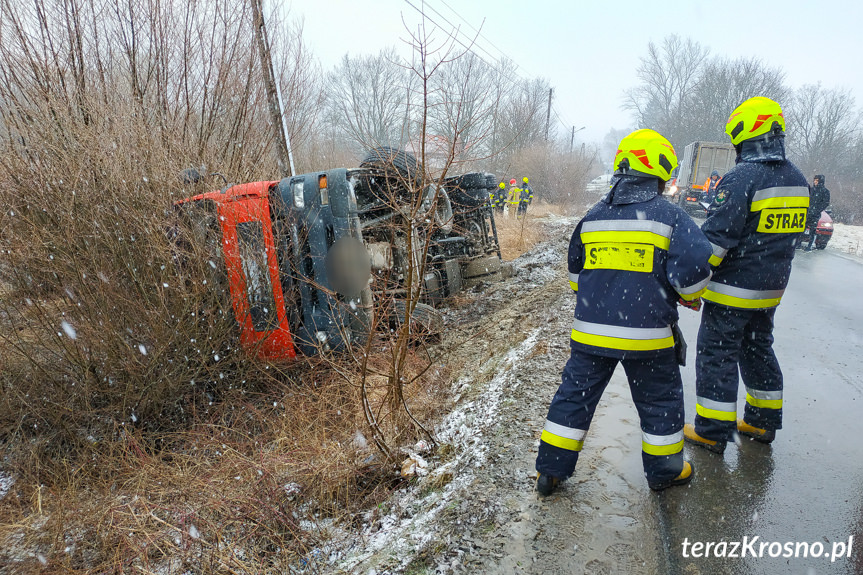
[
  {"x1": 568, "y1": 175, "x2": 713, "y2": 358},
  {"x1": 701, "y1": 136, "x2": 809, "y2": 309}
]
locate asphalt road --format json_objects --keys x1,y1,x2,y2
[{"x1": 653, "y1": 248, "x2": 863, "y2": 575}]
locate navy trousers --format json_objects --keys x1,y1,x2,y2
[
  {"x1": 536, "y1": 346, "x2": 684, "y2": 484},
  {"x1": 694, "y1": 302, "x2": 783, "y2": 441}
]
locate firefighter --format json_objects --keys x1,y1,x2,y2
[
  {"x1": 505, "y1": 178, "x2": 520, "y2": 219},
  {"x1": 684, "y1": 97, "x2": 809, "y2": 454},
  {"x1": 490, "y1": 182, "x2": 505, "y2": 212},
  {"x1": 535, "y1": 129, "x2": 713, "y2": 495},
  {"x1": 517, "y1": 176, "x2": 533, "y2": 218}
]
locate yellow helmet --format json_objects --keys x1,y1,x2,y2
[
  {"x1": 725, "y1": 96, "x2": 785, "y2": 146},
  {"x1": 523, "y1": 177, "x2": 529, "y2": 184},
  {"x1": 613, "y1": 129, "x2": 677, "y2": 181},
  {"x1": 498, "y1": 182, "x2": 505, "y2": 189}
]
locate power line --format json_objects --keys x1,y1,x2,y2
[
  {"x1": 406, "y1": 0, "x2": 576, "y2": 135},
  {"x1": 400, "y1": 0, "x2": 578, "y2": 139}
]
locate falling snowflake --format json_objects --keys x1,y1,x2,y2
[{"x1": 61, "y1": 321, "x2": 77, "y2": 340}]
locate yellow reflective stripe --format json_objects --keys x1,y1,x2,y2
[
  {"x1": 750, "y1": 195, "x2": 810, "y2": 212},
  {"x1": 569, "y1": 281, "x2": 579, "y2": 291},
  {"x1": 678, "y1": 288, "x2": 705, "y2": 301},
  {"x1": 746, "y1": 393, "x2": 783, "y2": 409},
  {"x1": 642, "y1": 439, "x2": 684, "y2": 456},
  {"x1": 540, "y1": 429, "x2": 584, "y2": 452},
  {"x1": 703, "y1": 290, "x2": 782, "y2": 309},
  {"x1": 571, "y1": 329, "x2": 674, "y2": 351},
  {"x1": 581, "y1": 230, "x2": 671, "y2": 250},
  {"x1": 709, "y1": 254, "x2": 724, "y2": 267},
  {"x1": 695, "y1": 402, "x2": 737, "y2": 422}
]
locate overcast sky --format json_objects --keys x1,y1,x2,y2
[{"x1": 284, "y1": 0, "x2": 862, "y2": 146}]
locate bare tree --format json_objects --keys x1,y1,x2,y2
[
  {"x1": 496, "y1": 77, "x2": 551, "y2": 158},
  {"x1": 327, "y1": 48, "x2": 415, "y2": 151},
  {"x1": 426, "y1": 51, "x2": 497, "y2": 168},
  {"x1": 688, "y1": 56, "x2": 789, "y2": 142},
  {"x1": 786, "y1": 84, "x2": 859, "y2": 177},
  {"x1": 623, "y1": 35, "x2": 710, "y2": 148}
]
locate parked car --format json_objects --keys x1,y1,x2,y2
[
  {"x1": 814, "y1": 210, "x2": 834, "y2": 249},
  {"x1": 585, "y1": 174, "x2": 613, "y2": 196}
]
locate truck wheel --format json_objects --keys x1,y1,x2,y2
[
  {"x1": 392, "y1": 300, "x2": 443, "y2": 340},
  {"x1": 453, "y1": 172, "x2": 488, "y2": 189},
  {"x1": 360, "y1": 147, "x2": 423, "y2": 184}
]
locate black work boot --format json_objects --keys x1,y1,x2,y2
[
  {"x1": 648, "y1": 461, "x2": 695, "y2": 491},
  {"x1": 535, "y1": 473, "x2": 560, "y2": 496}
]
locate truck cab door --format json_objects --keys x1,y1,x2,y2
[{"x1": 216, "y1": 183, "x2": 296, "y2": 361}]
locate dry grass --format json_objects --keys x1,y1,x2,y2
[
  {"x1": 0, "y1": 347, "x2": 451, "y2": 573},
  {"x1": 495, "y1": 201, "x2": 561, "y2": 261}
]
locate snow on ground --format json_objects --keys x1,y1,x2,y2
[
  {"x1": 0, "y1": 471, "x2": 13, "y2": 500},
  {"x1": 828, "y1": 223, "x2": 863, "y2": 258},
  {"x1": 330, "y1": 328, "x2": 543, "y2": 573}
]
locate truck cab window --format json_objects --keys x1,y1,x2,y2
[{"x1": 236, "y1": 220, "x2": 279, "y2": 332}]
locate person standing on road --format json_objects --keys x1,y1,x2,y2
[
  {"x1": 684, "y1": 97, "x2": 810, "y2": 454},
  {"x1": 702, "y1": 170, "x2": 722, "y2": 207},
  {"x1": 799, "y1": 174, "x2": 831, "y2": 251},
  {"x1": 535, "y1": 129, "x2": 713, "y2": 495},
  {"x1": 517, "y1": 176, "x2": 534, "y2": 219}
]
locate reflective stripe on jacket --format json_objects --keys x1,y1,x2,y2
[
  {"x1": 568, "y1": 174, "x2": 713, "y2": 358},
  {"x1": 700, "y1": 136, "x2": 809, "y2": 309}
]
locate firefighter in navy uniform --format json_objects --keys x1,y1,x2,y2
[
  {"x1": 535, "y1": 129, "x2": 713, "y2": 495},
  {"x1": 490, "y1": 182, "x2": 505, "y2": 213},
  {"x1": 517, "y1": 176, "x2": 533, "y2": 218},
  {"x1": 684, "y1": 97, "x2": 809, "y2": 454}
]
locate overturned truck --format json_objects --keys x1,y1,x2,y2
[{"x1": 174, "y1": 148, "x2": 504, "y2": 360}]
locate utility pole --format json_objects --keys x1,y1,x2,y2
[
  {"x1": 570, "y1": 126, "x2": 585, "y2": 154},
  {"x1": 250, "y1": 0, "x2": 293, "y2": 177},
  {"x1": 544, "y1": 88, "x2": 553, "y2": 141}
]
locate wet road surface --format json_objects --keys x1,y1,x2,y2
[
  {"x1": 655, "y1": 249, "x2": 863, "y2": 574},
  {"x1": 358, "y1": 223, "x2": 863, "y2": 575}
]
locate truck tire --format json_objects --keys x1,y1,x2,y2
[
  {"x1": 452, "y1": 172, "x2": 487, "y2": 189},
  {"x1": 360, "y1": 147, "x2": 423, "y2": 184},
  {"x1": 445, "y1": 172, "x2": 489, "y2": 208}
]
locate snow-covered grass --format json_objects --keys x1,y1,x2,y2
[{"x1": 828, "y1": 223, "x2": 863, "y2": 258}]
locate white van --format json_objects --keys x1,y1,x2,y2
[{"x1": 585, "y1": 174, "x2": 613, "y2": 195}]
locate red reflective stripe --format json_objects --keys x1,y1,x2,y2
[{"x1": 631, "y1": 149, "x2": 654, "y2": 169}]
